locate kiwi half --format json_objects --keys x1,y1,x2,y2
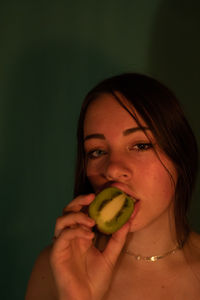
[{"x1": 88, "y1": 187, "x2": 134, "y2": 234}]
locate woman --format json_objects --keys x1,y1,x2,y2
[{"x1": 26, "y1": 73, "x2": 200, "y2": 300}]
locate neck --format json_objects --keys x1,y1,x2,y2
[{"x1": 124, "y1": 216, "x2": 177, "y2": 258}]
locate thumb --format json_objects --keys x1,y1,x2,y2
[{"x1": 103, "y1": 222, "x2": 130, "y2": 268}]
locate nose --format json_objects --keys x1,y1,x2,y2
[{"x1": 103, "y1": 154, "x2": 132, "y2": 182}]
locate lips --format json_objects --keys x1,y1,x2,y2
[
  {"x1": 97, "y1": 181, "x2": 139, "y2": 204},
  {"x1": 129, "y1": 199, "x2": 140, "y2": 221}
]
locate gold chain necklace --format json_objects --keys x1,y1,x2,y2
[{"x1": 123, "y1": 245, "x2": 181, "y2": 262}]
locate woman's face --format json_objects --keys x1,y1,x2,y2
[{"x1": 83, "y1": 93, "x2": 177, "y2": 232}]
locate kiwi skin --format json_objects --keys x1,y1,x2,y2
[{"x1": 88, "y1": 187, "x2": 134, "y2": 235}]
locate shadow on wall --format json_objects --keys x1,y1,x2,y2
[
  {"x1": 2, "y1": 37, "x2": 119, "y2": 225},
  {"x1": 148, "y1": 0, "x2": 200, "y2": 232},
  {"x1": 2, "y1": 38, "x2": 119, "y2": 300}
]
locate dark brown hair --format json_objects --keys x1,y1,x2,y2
[{"x1": 74, "y1": 73, "x2": 198, "y2": 246}]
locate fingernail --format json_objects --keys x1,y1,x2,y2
[
  {"x1": 88, "y1": 218, "x2": 95, "y2": 224},
  {"x1": 86, "y1": 231, "x2": 94, "y2": 238},
  {"x1": 82, "y1": 225, "x2": 91, "y2": 232}
]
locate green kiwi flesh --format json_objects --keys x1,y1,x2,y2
[{"x1": 88, "y1": 187, "x2": 134, "y2": 234}]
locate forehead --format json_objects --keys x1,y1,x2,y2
[{"x1": 83, "y1": 93, "x2": 146, "y2": 135}]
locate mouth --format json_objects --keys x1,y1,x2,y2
[
  {"x1": 97, "y1": 181, "x2": 139, "y2": 204},
  {"x1": 129, "y1": 199, "x2": 140, "y2": 221}
]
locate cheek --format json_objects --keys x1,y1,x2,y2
[
  {"x1": 86, "y1": 156, "x2": 106, "y2": 177},
  {"x1": 86, "y1": 163, "x2": 102, "y2": 190},
  {"x1": 141, "y1": 162, "x2": 177, "y2": 200},
  {"x1": 86, "y1": 161, "x2": 98, "y2": 178}
]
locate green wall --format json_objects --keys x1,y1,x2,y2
[{"x1": 1, "y1": 1, "x2": 200, "y2": 299}]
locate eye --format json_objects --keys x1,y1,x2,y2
[
  {"x1": 129, "y1": 143, "x2": 153, "y2": 152},
  {"x1": 86, "y1": 149, "x2": 107, "y2": 160}
]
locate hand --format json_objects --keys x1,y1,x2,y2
[{"x1": 50, "y1": 194, "x2": 130, "y2": 300}]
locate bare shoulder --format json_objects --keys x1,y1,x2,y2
[{"x1": 25, "y1": 245, "x2": 58, "y2": 300}]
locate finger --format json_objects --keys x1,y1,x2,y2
[
  {"x1": 54, "y1": 212, "x2": 95, "y2": 238},
  {"x1": 103, "y1": 222, "x2": 130, "y2": 269},
  {"x1": 62, "y1": 193, "x2": 95, "y2": 214},
  {"x1": 52, "y1": 227, "x2": 95, "y2": 255}
]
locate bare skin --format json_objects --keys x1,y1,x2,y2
[
  {"x1": 103, "y1": 232, "x2": 200, "y2": 300},
  {"x1": 25, "y1": 194, "x2": 131, "y2": 300},
  {"x1": 25, "y1": 217, "x2": 200, "y2": 300},
  {"x1": 25, "y1": 94, "x2": 200, "y2": 300}
]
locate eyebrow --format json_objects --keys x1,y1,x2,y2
[{"x1": 84, "y1": 127, "x2": 149, "y2": 141}]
